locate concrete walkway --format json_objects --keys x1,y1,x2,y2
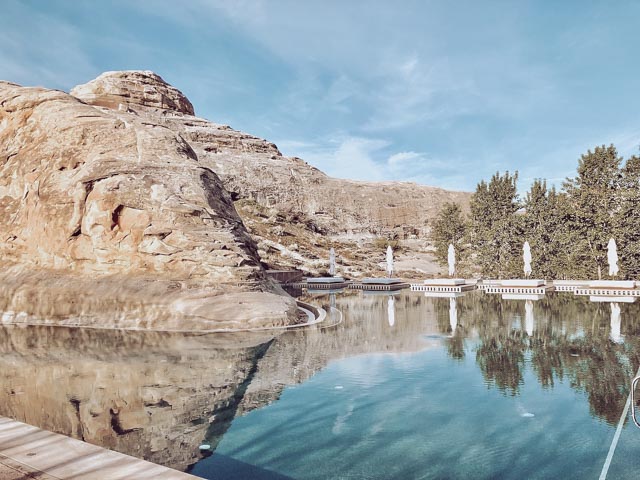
[{"x1": 0, "y1": 416, "x2": 199, "y2": 479}]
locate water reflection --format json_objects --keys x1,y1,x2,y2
[
  {"x1": 525, "y1": 299, "x2": 534, "y2": 336},
  {"x1": 1, "y1": 291, "x2": 640, "y2": 473},
  {"x1": 0, "y1": 326, "x2": 277, "y2": 471}
]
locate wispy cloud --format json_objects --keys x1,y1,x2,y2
[
  {"x1": 3, "y1": 0, "x2": 640, "y2": 193},
  {"x1": 0, "y1": 1, "x2": 97, "y2": 89}
]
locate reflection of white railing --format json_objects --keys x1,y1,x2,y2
[
  {"x1": 410, "y1": 284, "x2": 476, "y2": 293},
  {"x1": 485, "y1": 286, "x2": 547, "y2": 294},
  {"x1": 575, "y1": 288, "x2": 640, "y2": 297}
]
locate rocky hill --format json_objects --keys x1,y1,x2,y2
[
  {"x1": 0, "y1": 77, "x2": 296, "y2": 329},
  {"x1": 0, "y1": 70, "x2": 470, "y2": 328},
  {"x1": 71, "y1": 71, "x2": 471, "y2": 278}
]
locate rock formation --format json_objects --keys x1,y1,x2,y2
[
  {"x1": 0, "y1": 69, "x2": 471, "y2": 329},
  {"x1": 70, "y1": 71, "x2": 471, "y2": 278},
  {"x1": 0, "y1": 77, "x2": 297, "y2": 329}
]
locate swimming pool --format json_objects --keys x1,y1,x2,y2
[
  {"x1": 190, "y1": 291, "x2": 640, "y2": 479},
  {"x1": 1, "y1": 290, "x2": 639, "y2": 479}
]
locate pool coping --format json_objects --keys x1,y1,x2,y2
[{"x1": 0, "y1": 416, "x2": 198, "y2": 479}]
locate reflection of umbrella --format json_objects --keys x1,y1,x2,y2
[
  {"x1": 329, "y1": 248, "x2": 336, "y2": 276},
  {"x1": 386, "y1": 245, "x2": 394, "y2": 277},
  {"x1": 449, "y1": 298, "x2": 457, "y2": 334},
  {"x1": 610, "y1": 302, "x2": 622, "y2": 343},
  {"x1": 608, "y1": 238, "x2": 619, "y2": 277},
  {"x1": 448, "y1": 244, "x2": 455, "y2": 277},
  {"x1": 523, "y1": 242, "x2": 532, "y2": 278},
  {"x1": 525, "y1": 300, "x2": 534, "y2": 336},
  {"x1": 387, "y1": 295, "x2": 395, "y2": 327}
]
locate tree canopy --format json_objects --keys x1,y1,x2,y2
[{"x1": 431, "y1": 144, "x2": 640, "y2": 280}]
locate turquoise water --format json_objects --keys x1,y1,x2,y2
[
  {"x1": 190, "y1": 291, "x2": 640, "y2": 479},
  {"x1": 1, "y1": 290, "x2": 640, "y2": 478}
]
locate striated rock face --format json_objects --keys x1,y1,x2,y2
[
  {"x1": 71, "y1": 71, "x2": 471, "y2": 277},
  {"x1": 70, "y1": 70, "x2": 195, "y2": 115},
  {"x1": 0, "y1": 79, "x2": 297, "y2": 329}
]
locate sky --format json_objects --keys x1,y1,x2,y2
[{"x1": 2, "y1": 0, "x2": 640, "y2": 192}]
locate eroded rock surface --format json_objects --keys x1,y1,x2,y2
[
  {"x1": 0, "y1": 79, "x2": 297, "y2": 329},
  {"x1": 70, "y1": 70, "x2": 195, "y2": 115},
  {"x1": 71, "y1": 71, "x2": 471, "y2": 278}
]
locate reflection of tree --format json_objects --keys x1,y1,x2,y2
[
  {"x1": 446, "y1": 328, "x2": 466, "y2": 361},
  {"x1": 476, "y1": 331, "x2": 526, "y2": 396},
  {"x1": 447, "y1": 292, "x2": 640, "y2": 425},
  {"x1": 529, "y1": 333, "x2": 566, "y2": 389},
  {"x1": 432, "y1": 297, "x2": 467, "y2": 361},
  {"x1": 567, "y1": 335, "x2": 630, "y2": 425}
]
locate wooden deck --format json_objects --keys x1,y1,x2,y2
[{"x1": 0, "y1": 416, "x2": 198, "y2": 480}]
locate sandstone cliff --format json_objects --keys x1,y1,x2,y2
[
  {"x1": 71, "y1": 71, "x2": 471, "y2": 278},
  {"x1": 0, "y1": 77, "x2": 297, "y2": 329}
]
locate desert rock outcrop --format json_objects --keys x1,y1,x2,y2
[
  {"x1": 0, "y1": 78, "x2": 297, "y2": 329},
  {"x1": 71, "y1": 71, "x2": 471, "y2": 278}
]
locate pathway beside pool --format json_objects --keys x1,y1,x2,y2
[{"x1": 0, "y1": 416, "x2": 197, "y2": 479}]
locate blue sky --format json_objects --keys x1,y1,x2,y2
[{"x1": 2, "y1": 0, "x2": 640, "y2": 192}]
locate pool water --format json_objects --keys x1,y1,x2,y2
[
  {"x1": 2, "y1": 290, "x2": 640, "y2": 479},
  {"x1": 190, "y1": 291, "x2": 640, "y2": 479}
]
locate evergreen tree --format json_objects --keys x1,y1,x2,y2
[
  {"x1": 616, "y1": 155, "x2": 640, "y2": 279},
  {"x1": 470, "y1": 171, "x2": 522, "y2": 278},
  {"x1": 562, "y1": 145, "x2": 622, "y2": 279},
  {"x1": 431, "y1": 202, "x2": 468, "y2": 272},
  {"x1": 522, "y1": 180, "x2": 570, "y2": 278}
]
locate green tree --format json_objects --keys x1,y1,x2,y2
[
  {"x1": 522, "y1": 180, "x2": 571, "y2": 278},
  {"x1": 470, "y1": 171, "x2": 522, "y2": 278},
  {"x1": 616, "y1": 155, "x2": 640, "y2": 278},
  {"x1": 562, "y1": 145, "x2": 622, "y2": 279},
  {"x1": 431, "y1": 202, "x2": 468, "y2": 273}
]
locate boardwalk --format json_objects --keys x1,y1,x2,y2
[{"x1": 0, "y1": 416, "x2": 198, "y2": 479}]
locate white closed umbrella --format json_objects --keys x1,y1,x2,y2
[
  {"x1": 386, "y1": 245, "x2": 394, "y2": 277},
  {"x1": 523, "y1": 241, "x2": 532, "y2": 278},
  {"x1": 607, "y1": 238, "x2": 619, "y2": 277},
  {"x1": 448, "y1": 244, "x2": 456, "y2": 277}
]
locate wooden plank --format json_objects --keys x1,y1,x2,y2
[{"x1": 0, "y1": 417, "x2": 198, "y2": 480}]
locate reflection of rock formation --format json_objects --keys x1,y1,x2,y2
[
  {"x1": 4, "y1": 289, "x2": 640, "y2": 477},
  {"x1": 0, "y1": 326, "x2": 276, "y2": 472},
  {"x1": 236, "y1": 292, "x2": 440, "y2": 417}
]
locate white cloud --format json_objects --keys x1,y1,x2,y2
[
  {"x1": 280, "y1": 136, "x2": 389, "y2": 181},
  {"x1": 387, "y1": 151, "x2": 424, "y2": 167},
  {"x1": 276, "y1": 137, "x2": 473, "y2": 190}
]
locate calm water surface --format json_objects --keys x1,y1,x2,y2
[{"x1": 2, "y1": 290, "x2": 640, "y2": 479}]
